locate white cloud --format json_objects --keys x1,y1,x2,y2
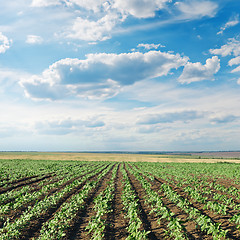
[
  {"x1": 30, "y1": 0, "x2": 220, "y2": 43},
  {"x1": 210, "y1": 38, "x2": 240, "y2": 57},
  {"x1": 26, "y1": 35, "x2": 43, "y2": 44},
  {"x1": 68, "y1": 0, "x2": 110, "y2": 12},
  {"x1": 137, "y1": 43, "x2": 165, "y2": 50},
  {"x1": 228, "y1": 56, "x2": 240, "y2": 66},
  {"x1": 20, "y1": 50, "x2": 188, "y2": 100},
  {"x1": 0, "y1": 32, "x2": 11, "y2": 53},
  {"x1": 31, "y1": 0, "x2": 61, "y2": 7},
  {"x1": 217, "y1": 15, "x2": 239, "y2": 35},
  {"x1": 113, "y1": 0, "x2": 170, "y2": 18},
  {"x1": 175, "y1": 0, "x2": 218, "y2": 19},
  {"x1": 67, "y1": 13, "x2": 121, "y2": 42},
  {"x1": 178, "y1": 56, "x2": 220, "y2": 83}
]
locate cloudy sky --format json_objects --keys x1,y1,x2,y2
[{"x1": 0, "y1": 0, "x2": 240, "y2": 151}]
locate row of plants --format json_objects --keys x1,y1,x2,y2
[
  {"x1": 120, "y1": 164, "x2": 150, "y2": 240},
  {"x1": 85, "y1": 164, "x2": 119, "y2": 239}
]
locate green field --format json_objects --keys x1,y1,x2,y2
[{"x1": 1, "y1": 154, "x2": 240, "y2": 239}]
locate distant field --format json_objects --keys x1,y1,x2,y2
[{"x1": 0, "y1": 151, "x2": 240, "y2": 163}]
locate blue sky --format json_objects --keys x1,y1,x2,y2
[{"x1": 0, "y1": 0, "x2": 240, "y2": 151}]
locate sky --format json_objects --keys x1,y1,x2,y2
[{"x1": 0, "y1": 0, "x2": 240, "y2": 151}]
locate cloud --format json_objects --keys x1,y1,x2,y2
[
  {"x1": 217, "y1": 15, "x2": 239, "y2": 35},
  {"x1": 138, "y1": 110, "x2": 204, "y2": 124},
  {"x1": 178, "y1": 56, "x2": 220, "y2": 83},
  {"x1": 175, "y1": 0, "x2": 218, "y2": 19},
  {"x1": 210, "y1": 115, "x2": 238, "y2": 124},
  {"x1": 231, "y1": 65, "x2": 240, "y2": 73},
  {"x1": 30, "y1": 0, "x2": 219, "y2": 43},
  {"x1": 137, "y1": 43, "x2": 165, "y2": 50},
  {"x1": 113, "y1": 0, "x2": 170, "y2": 18},
  {"x1": 31, "y1": 0, "x2": 61, "y2": 7},
  {"x1": 211, "y1": 39, "x2": 240, "y2": 82},
  {"x1": 26, "y1": 35, "x2": 43, "y2": 44},
  {"x1": 67, "y1": 13, "x2": 122, "y2": 42},
  {"x1": 35, "y1": 117, "x2": 105, "y2": 135},
  {"x1": 210, "y1": 38, "x2": 240, "y2": 57},
  {"x1": 229, "y1": 56, "x2": 240, "y2": 73},
  {"x1": 228, "y1": 56, "x2": 240, "y2": 66},
  {"x1": 20, "y1": 50, "x2": 188, "y2": 100},
  {"x1": 0, "y1": 32, "x2": 12, "y2": 53}
]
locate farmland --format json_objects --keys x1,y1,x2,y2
[{"x1": 1, "y1": 153, "x2": 240, "y2": 239}]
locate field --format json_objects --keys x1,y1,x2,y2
[{"x1": 1, "y1": 153, "x2": 240, "y2": 239}]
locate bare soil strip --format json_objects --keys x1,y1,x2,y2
[{"x1": 107, "y1": 163, "x2": 128, "y2": 240}]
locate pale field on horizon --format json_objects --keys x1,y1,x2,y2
[{"x1": 0, "y1": 152, "x2": 239, "y2": 163}]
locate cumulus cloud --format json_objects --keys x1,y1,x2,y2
[
  {"x1": 217, "y1": 15, "x2": 239, "y2": 35},
  {"x1": 211, "y1": 38, "x2": 240, "y2": 81},
  {"x1": 178, "y1": 56, "x2": 220, "y2": 84},
  {"x1": 26, "y1": 35, "x2": 43, "y2": 44},
  {"x1": 0, "y1": 32, "x2": 12, "y2": 53},
  {"x1": 20, "y1": 50, "x2": 188, "y2": 100},
  {"x1": 210, "y1": 38, "x2": 240, "y2": 57},
  {"x1": 113, "y1": 0, "x2": 170, "y2": 18},
  {"x1": 138, "y1": 110, "x2": 204, "y2": 124},
  {"x1": 67, "y1": 13, "x2": 121, "y2": 42},
  {"x1": 175, "y1": 0, "x2": 218, "y2": 19}
]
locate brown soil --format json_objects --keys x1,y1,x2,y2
[{"x1": 109, "y1": 163, "x2": 128, "y2": 240}]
